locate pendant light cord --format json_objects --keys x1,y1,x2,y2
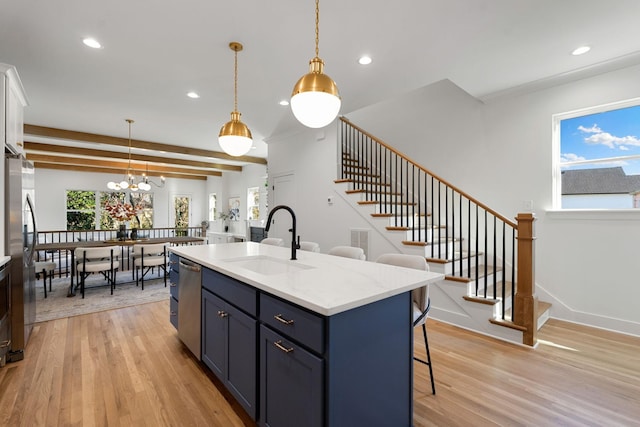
[
  {"x1": 126, "y1": 119, "x2": 134, "y2": 175},
  {"x1": 315, "y1": 0, "x2": 320, "y2": 58},
  {"x1": 234, "y1": 47, "x2": 239, "y2": 112}
]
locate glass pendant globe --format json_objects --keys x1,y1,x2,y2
[
  {"x1": 107, "y1": 181, "x2": 117, "y2": 190},
  {"x1": 120, "y1": 180, "x2": 129, "y2": 189},
  {"x1": 291, "y1": 91, "x2": 341, "y2": 128},
  {"x1": 219, "y1": 134, "x2": 253, "y2": 157}
]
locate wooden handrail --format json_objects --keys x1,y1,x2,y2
[
  {"x1": 340, "y1": 117, "x2": 517, "y2": 228},
  {"x1": 340, "y1": 117, "x2": 537, "y2": 346}
]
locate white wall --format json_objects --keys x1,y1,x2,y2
[
  {"x1": 267, "y1": 68, "x2": 640, "y2": 336},
  {"x1": 205, "y1": 163, "x2": 268, "y2": 236},
  {"x1": 34, "y1": 168, "x2": 208, "y2": 231},
  {"x1": 266, "y1": 125, "x2": 398, "y2": 257}
]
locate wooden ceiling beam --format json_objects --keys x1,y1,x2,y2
[
  {"x1": 24, "y1": 141, "x2": 242, "y2": 172},
  {"x1": 33, "y1": 163, "x2": 210, "y2": 180},
  {"x1": 26, "y1": 153, "x2": 222, "y2": 177},
  {"x1": 24, "y1": 124, "x2": 267, "y2": 165}
]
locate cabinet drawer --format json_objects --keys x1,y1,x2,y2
[
  {"x1": 169, "y1": 296, "x2": 178, "y2": 329},
  {"x1": 169, "y1": 253, "x2": 179, "y2": 272},
  {"x1": 202, "y1": 268, "x2": 256, "y2": 316},
  {"x1": 260, "y1": 293, "x2": 325, "y2": 354},
  {"x1": 169, "y1": 270, "x2": 179, "y2": 299}
]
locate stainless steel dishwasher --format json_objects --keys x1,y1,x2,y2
[{"x1": 178, "y1": 259, "x2": 201, "y2": 359}]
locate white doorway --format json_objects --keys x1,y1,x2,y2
[{"x1": 268, "y1": 173, "x2": 296, "y2": 240}]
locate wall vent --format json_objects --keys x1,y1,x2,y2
[{"x1": 350, "y1": 228, "x2": 370, "y2": 260}]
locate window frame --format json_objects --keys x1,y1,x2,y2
[{"x1": 552, "y1": 96, "x2": 640, "y2": 211}]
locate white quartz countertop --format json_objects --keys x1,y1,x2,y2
[
  {"x1": 170, "y1": 242, "x2": 444, "y2": 316},
  {"x1": 0, "y1": 256, "x2": 10, "y2": 268}
]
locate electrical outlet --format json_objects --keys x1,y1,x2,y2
[
  {"x1": 327, "y1": 196, "x2": 334, "y2": 205},
  {"x1": 522, "y1": 200, "x2": 533, "y2": 211}
]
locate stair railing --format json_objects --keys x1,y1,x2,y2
[{"x1": 339, "y1": 117, "x2": 537, "y2": 344}]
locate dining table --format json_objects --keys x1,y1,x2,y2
[{"x1": 35, "y1": 236, "x2": 206, "y2": 297}]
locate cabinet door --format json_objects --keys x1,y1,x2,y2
[
  {"x1": 226, "y1": 303, "x2": 257, "y2": 419},
  {"x1": 260, "y1": 325, "x2": 323, "y2": 427},
  {"x1": 201, "y1": 290, "x2": 227, "y2": 380},
  {"x1": 169, "y1": 296, "x2": 178, "y2": 329},
  {"x1": 202, "y1": 289, "x2": 258, "y2": 420}
]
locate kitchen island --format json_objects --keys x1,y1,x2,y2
[{"x1": 169, "y1": 242, "x2": 443, "y2": 427}]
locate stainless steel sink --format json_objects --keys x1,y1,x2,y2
[{"x1": 223, "y1": 255, "x2": 314, "y2": 276}]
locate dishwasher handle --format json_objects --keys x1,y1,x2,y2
[{"x1": 179, "y1": 260, "x2": 201, "y2": 273}]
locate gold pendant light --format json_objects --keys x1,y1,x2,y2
[
  {"x1": 291, "y1": 0, "x2": 341, "y2": 128},
  {"x1": 219, "y1": 42, "x2": 253, "y2": 156}
]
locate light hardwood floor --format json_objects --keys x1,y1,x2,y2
[{"x1": 1, "y1": 300, "x2": 639, "y2": 426}]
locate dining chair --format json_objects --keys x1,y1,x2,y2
[
  {"x1": 260, "y1": 237, "x2": 284, "y2": 246},
  {"x1": 75, "y1": 246, "x2": 120, "y2": 298},
  {"x1": 34, "y1": 260, "x2": 56, "y2": 298},
  {"x1": 299, "y1": 241, "x2": 320, "y2": 252},
  {"x1": 375, "y1": 253, "x2": 435, "y2": 394},
  {"x1": 132, "y1": 243, "x2": 168, "y2": 290},
  {"x1": 327, "y1": 245, "x2": 366, "y2": 260}
]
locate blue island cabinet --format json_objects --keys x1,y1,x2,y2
[
  {"x1": 168, "y1": 253, "x2": 179, "y2": 329},
  {"x1": 201, "y1": 267, "x2": 414, "y2": 427},
  {"x1": 259, "y1": 291, "x2": 413, "y2": 427},
  {"x1": 201, "y1": 268, "x2": 258, "y2": 420}
]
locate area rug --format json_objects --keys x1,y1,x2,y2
[{"x1": 35, "y1": 272, "x2": 169, "y2": 323}]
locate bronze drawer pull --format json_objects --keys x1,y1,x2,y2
[
  {"x1": 274, "y1": 314, "x2": 294, "y2": 325},
  {"x1": 217, "y1": 310, "x2": 228, "y2": 318},
  {"x1": 274, "y1": 340, "x2": 294, "y2": 353}
]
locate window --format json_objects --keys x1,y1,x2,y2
[
  {"x1": 555, "y1": 99, "x2": 640, "y2": 209},
  {"x1": 247, "y1": 187, "x2": 260, "y2": 220},
  {"x1": 130, "y1": 192, "x2": 154, "y2": 228},
  {"x1": 66, "y1": 190, "x2": 155, "y2": 230},
  {"x1": 66, "y1": 190, "x2": 96, "y2": 230},
  {"x1": 209, "y1": 193, "x2": 217, "y2": 221},
  {"x1": 173, "y1": 195, "x2": 191, "y2": 230},
  {"x1": 101, "y1": 192, "x2": 155, "y2": 229}
]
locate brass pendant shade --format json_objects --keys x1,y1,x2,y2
[
  {"x1": 219, "y1": 111, "x2": 252, "y2": 139},
  {"x1": 290, "y1": 0, "x2": 341, "y2": 129},
  {"x1": 291, "y1": 57, "x2": 339, "y2": 98},
  {"x1": 219, "y1": 42, "x2": 253, "y2": 157}
]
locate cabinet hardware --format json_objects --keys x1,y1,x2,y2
[
  {"x1": 0, "y1": 340, "x2": 11, "y2": 348},
  {"x1": 217, "y1": 310, "x2": 228, "y2": 318},
  {"x1": 274, "y1": 340, "x2": 294, "y2": 353},
  {"x1": 274, "y1": 314, "x2": 294, "y2": 325},
  {"x1": 170, "y1": 283, "x2": 177, "y2": 287},
  {"x1": 170, "y1": 311, "x2": 177, "y2": 316}
]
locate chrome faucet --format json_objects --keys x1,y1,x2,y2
[{"x1": 265, "y1": 205, "x2": 300, "y2": 260}]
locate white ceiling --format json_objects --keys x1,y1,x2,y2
[{"x1": 3, "y1": 0, "x2": 640, "y2": 165}]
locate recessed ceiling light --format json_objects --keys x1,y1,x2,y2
[
  {"x1": 82, "y1": 38, "x2": 102, "y2": 49},
  {"x1": 279, "y1": 100, "x2": 289, "y2": 106},
  {"x1": 358, "y1": 56, "x2": 372, "y2": 65},
  {"x1": 571, "y1": 46, "x2": 591, "y2": 56},
  {"x1": 186, "y1": 91, "x2": 200, "y2": 99}
]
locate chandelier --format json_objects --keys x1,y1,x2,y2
[{"x1": 107, "y1": 120, "x2": 164, "y2": 191}]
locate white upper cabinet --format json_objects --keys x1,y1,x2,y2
[{"x1": 1, "y1": 63, "x2": 28, "y2": 155}]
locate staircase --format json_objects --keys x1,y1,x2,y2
[{"x1": 336, "y1": 117, "x2": 550, "y2": 346}]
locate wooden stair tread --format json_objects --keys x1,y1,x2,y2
[
  {"x1": 537, "y1": 301, "x2": 552, "y2": 316},
  {"x1": 360, "y1": 200, "x2": 416, "y2": 206}
]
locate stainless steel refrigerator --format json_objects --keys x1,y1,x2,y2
[{"x1": 4, "y1": 151, "x2": 37, "y2": 363}]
